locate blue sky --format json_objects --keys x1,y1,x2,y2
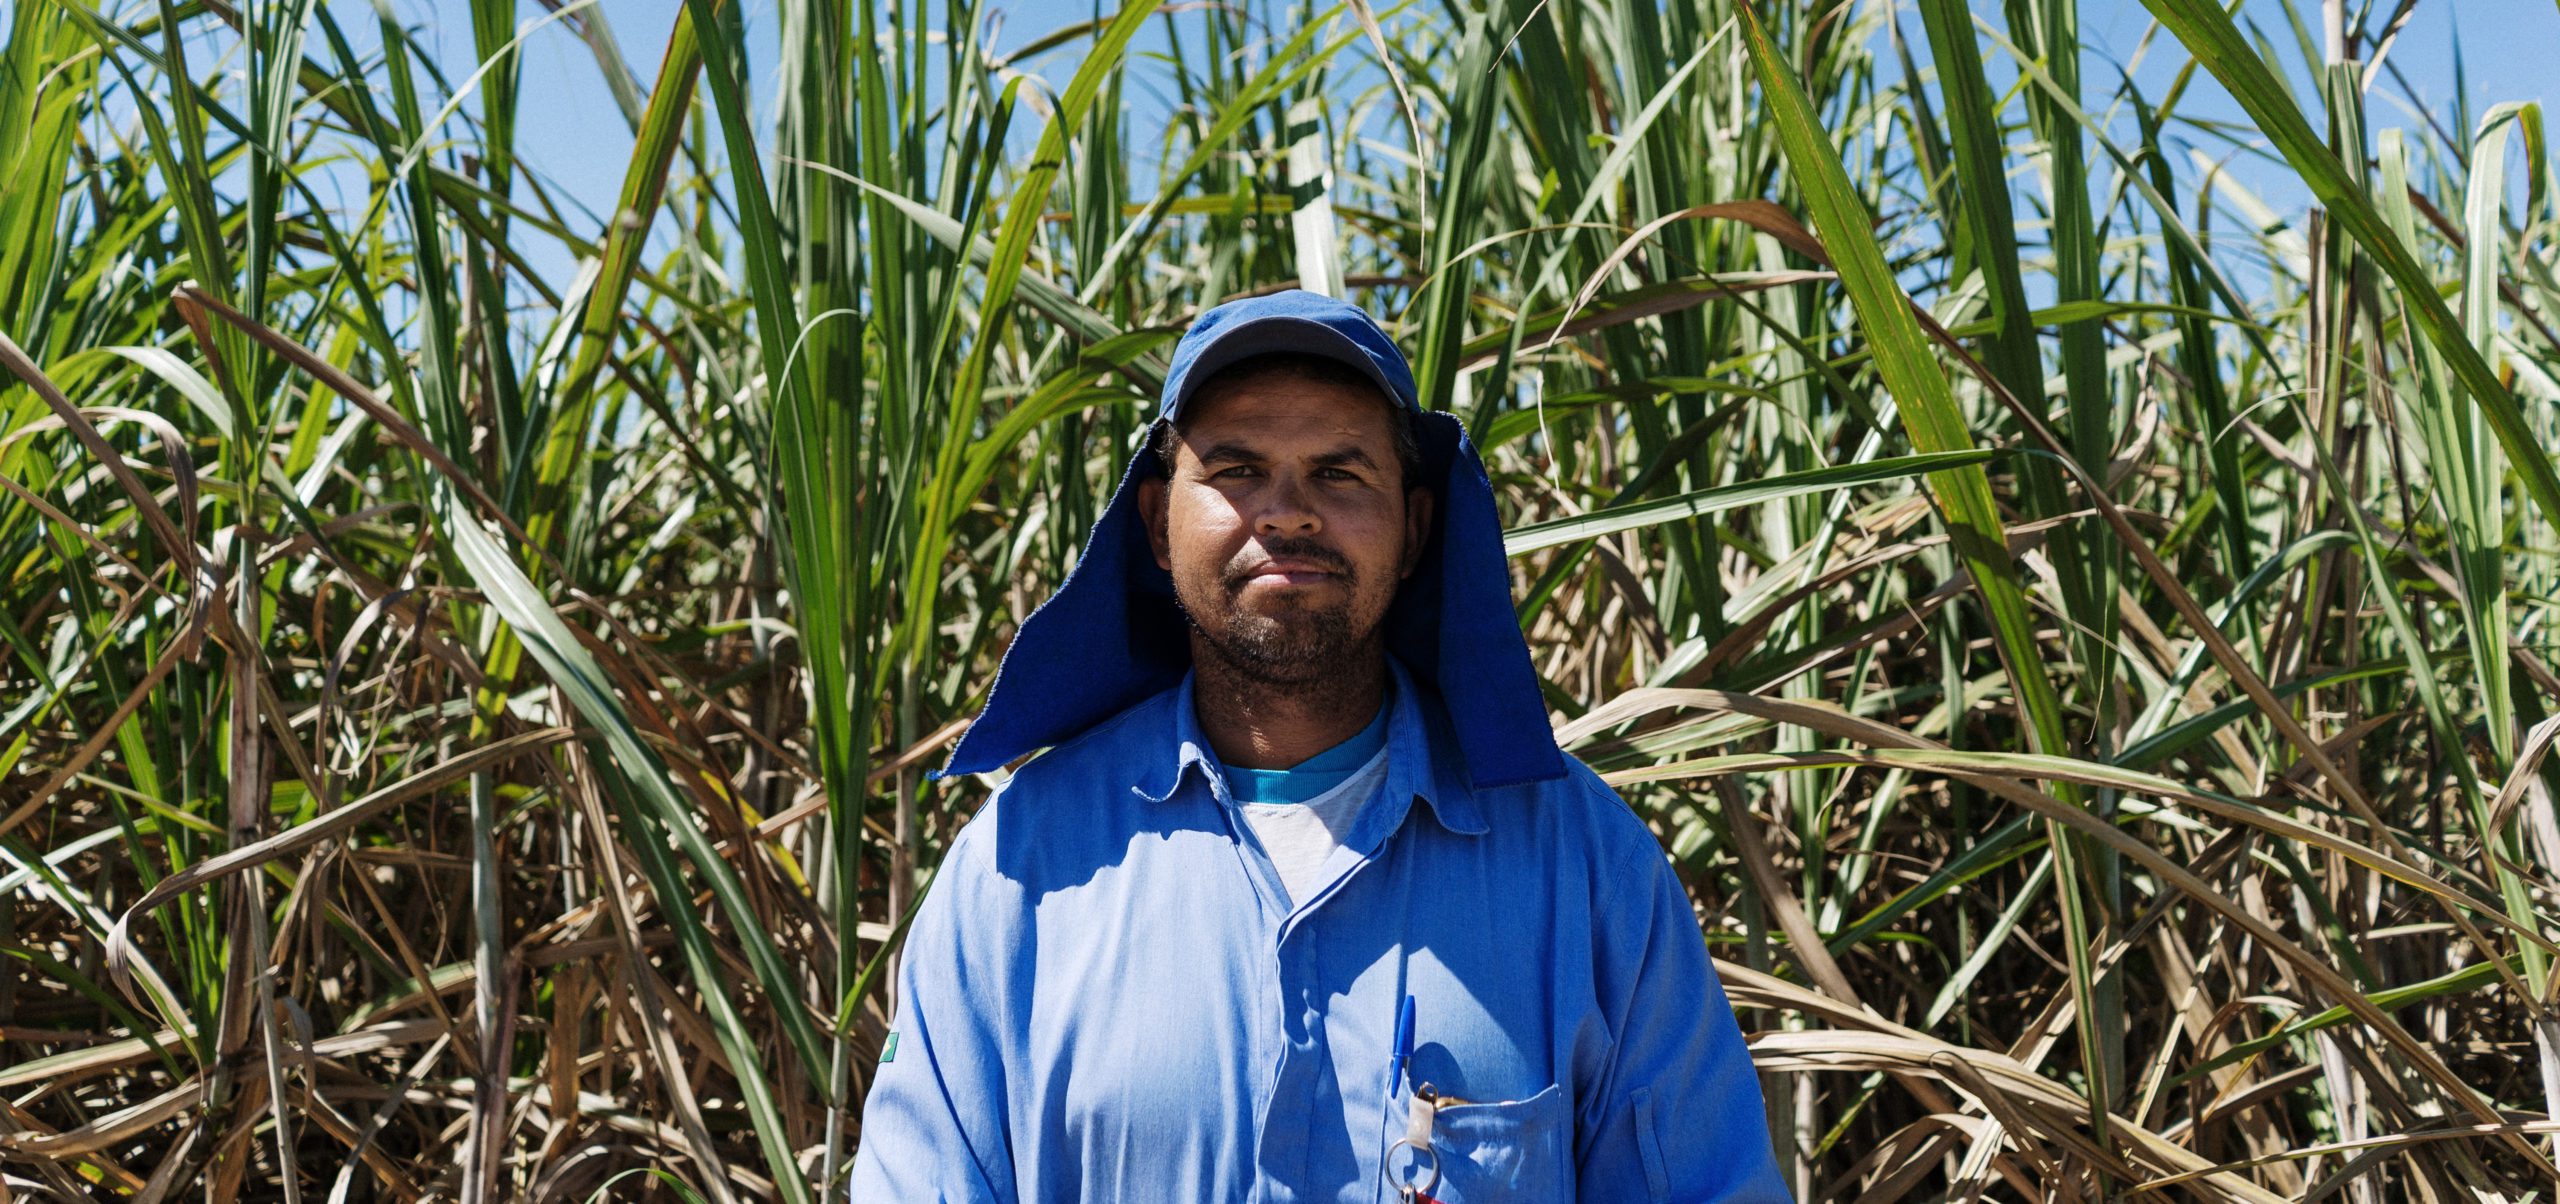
[{"x1": 343, "y1": 0, "x2": 2560, "y2": 292}]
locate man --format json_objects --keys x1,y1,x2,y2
[{"x1": 852, "y1": 290, "x2": 1789, "y2": 1202}]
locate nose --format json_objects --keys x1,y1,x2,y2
[{"x1": 1253, "y1": 473, "x2": 1320, "y2": 536}]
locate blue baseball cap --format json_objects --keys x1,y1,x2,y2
[{"x1": 1156, "y1": 289, "x2": 1421, "y2": 425}]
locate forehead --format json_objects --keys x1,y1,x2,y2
[{"x1": 1173, "y1": 374, "x2": 1396, "y2": 445}]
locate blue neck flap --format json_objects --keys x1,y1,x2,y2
[{"x1": 936, "y1": 291, "x2": 1565, "y2": 791}]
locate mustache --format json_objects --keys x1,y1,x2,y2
[{"x1": 1223, "y1": 538, "x2": 1352, "y2": 586}]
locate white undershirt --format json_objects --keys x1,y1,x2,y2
[{"x1": 1236, "y1": 745, "x2": 1390, "y2": 909}]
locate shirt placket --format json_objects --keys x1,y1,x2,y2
[
  {"x1": 1189, "y1": 760, "x2": 1302, "y2": 1204},
  {"x1": 1255, "y1": 917, "x2": 1318, "y2": 1202},
  {"x1": 1253, "y1": 798, "x2": 1410, "y2": 1204}
]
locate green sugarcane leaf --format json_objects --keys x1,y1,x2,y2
[
  {"x1": 1504, "y1": 450, "x2": 1997, "y2": 557},
  {"x1": 2139, "y1": 0, "x2": 2560, "y2": 538}
]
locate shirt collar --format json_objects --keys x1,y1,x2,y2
[{"x1": 1133, "y1": 654, "x2": 1490, "y2": 837}]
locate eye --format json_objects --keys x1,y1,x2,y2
[{"x1": 1211, "y1": 465, "x2": 1258, "y2": 479}]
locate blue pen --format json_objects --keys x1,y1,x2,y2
[{"x1": 1388, "y1": 993, "x2": 1416, "y2": 1096}]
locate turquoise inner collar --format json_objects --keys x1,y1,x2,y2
[{"x1": 1221, "y1": 688, "x2": 1392, "y2": 805}]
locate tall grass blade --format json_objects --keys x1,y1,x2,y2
[
  {"x1": 2139, "y1": 0, "x2": 2560, "y2": 533},
  {"x1": 1743, "y1": 0, "x2": 2113, "y2": 1137}
]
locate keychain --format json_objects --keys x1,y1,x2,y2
[{"x1": 1384, "y1": 1083, "x2": 1444, "y2": 1203}]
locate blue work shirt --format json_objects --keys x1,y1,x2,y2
[{"x1": 851, "y1": 654, "x2": 1789, "y2": 1202}]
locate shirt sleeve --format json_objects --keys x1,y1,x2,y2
[
  {"x1": 849, "y1": 814, "x2": 1019, "y2": 1204},
  {"x1": 1575, "y1": 824, "x2": 1794, "y2": 1204}
]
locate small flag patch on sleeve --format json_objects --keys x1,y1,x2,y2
[{"x1": 879, "y1": 1031, "x2": 899, "y2": 1064}]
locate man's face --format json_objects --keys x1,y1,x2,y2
[{"x1": 1137, "y1": 374, "x2": 1434, "y2": 685}]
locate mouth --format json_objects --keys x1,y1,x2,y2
[{"x1": 1235, "y1": 558, "x2": 1343, "y2": 588}]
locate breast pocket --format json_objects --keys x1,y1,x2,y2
[{"x1": 1425, "y1": 1083, "x2": 1571, "y2": 1202}]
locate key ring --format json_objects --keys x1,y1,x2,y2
[{"x1": 1383, "y1": 1137, "x2": 1440, "y2": 1201}]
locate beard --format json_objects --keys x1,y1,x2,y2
[{"x1": 1174, "y1": 536, "x2": 1382, "y2": 685}]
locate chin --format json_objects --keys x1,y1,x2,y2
[{"x1": 1226, "y1": 616, "x2": 1320, "y2": 649}]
